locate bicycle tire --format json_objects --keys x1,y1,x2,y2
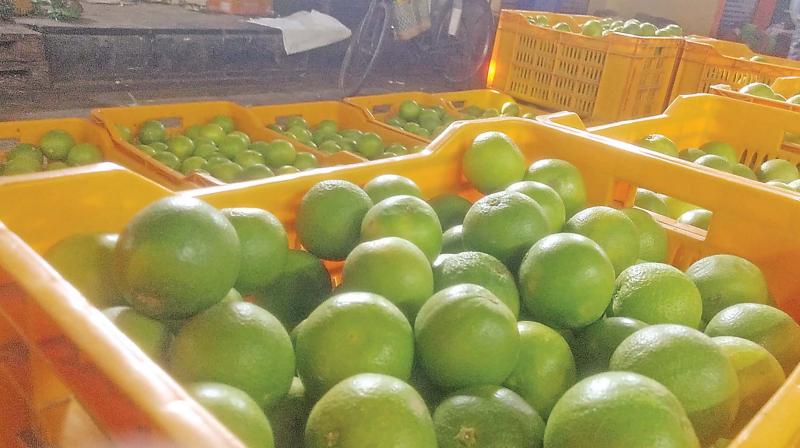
[
  {"x1": 338, "y1": 0, "x2": 392, "y2": 96},
  {"x1": 432, "y1": 0, "x2": 495, "y2": 84}
]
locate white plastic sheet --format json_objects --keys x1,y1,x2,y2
[{"x1": 248, "y1": 10, "x2": 352, "y2": 55}]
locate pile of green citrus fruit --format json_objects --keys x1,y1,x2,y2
[
  {"x1": 458, "y1": 101, "x2": 533, "y2": 120},
  {"x1": 634, "y1": 133, "x2": 800, "y2": 205},
  {"x1": 45, "y1": 131, "x2": 798, "y2": 448},
  {"x1": 266, "y1": 116, "x2": 424, "y2": 160},
  {"x1": 729, "y1": 82, "x2": 800, "y2": 104},
  {"x1": 126, "y1": 115, "x2": 319, "y2": 183},
  {"x1": 528, "y1": 15, "x2": 683, "y2": 38},
  {"x1": 1, "y1": 129, "x2": 104, "y2": 176},
  {"x1": 384, "y1": 100, "x2": 458, "y2": 139}
]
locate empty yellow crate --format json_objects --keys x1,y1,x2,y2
[
  {"x1": 93, "y1": 101, "x2": 362, "y2": 188},
  {"x1": 3, "y1": 113, "x2": 800, "y2": 445},
  {"x1": 487, "y1": 10, "x2": 683, "y2": 124},
  {"x1": 248, "y1": 100, "x2": 428, "y2": 159},
  {"x1": 671, "y1": 38, "x2": 800, "y2": 100},
  {"x1": 540, "y1": 94, "x2": 800, "y2": 169},
  {"x1": 710, "y1": 76, "x2": 800, "y2": 114}
]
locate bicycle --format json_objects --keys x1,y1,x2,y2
[{"x1": 338, "y1": 0, "x2": 495, "y2": 96}]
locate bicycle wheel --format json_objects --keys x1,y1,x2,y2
[
  {"x1": 338, "y1": 0, "x2": 391, "y2": 96},
  {"x1": 432, "y1": 0, "x2": 495, "y2": 84}
]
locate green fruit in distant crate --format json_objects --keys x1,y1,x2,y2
[
  {"x1": 315, "y1": 119, "x2": 337, "y2": 133},
  {"x1": 166, "y1": 135, "x2": 195, "y2": 161},
  {"x1": 234, "y1": 150, "x2": 265, "y2": 168},
  {"x1": 137, "y1": 145, "x2": 157, "y2": 157},
  {"x1": 700, "y1": 141, "x2": 738, "y2": 164},
  {"x1": 304, "y1": 374, "x2": 437, "y2": 448},
  {"x1": 739, "y1": 82, "x2": 776, "y2": 99},
  {"x1": 138, "y1": 120, "x2": 166, "y2": 145},
  {"x1": 275, "y1": 165, "x2": 300, "y2": 175},
  {"x1": 115, "y1": 124, "x2": 133, "y2": 142},
  {"x1": 386, "y1": 116, "x2": 406, "y2": 127},
  {"x1": 386, "y1": 143, "x2": 408, "y2": 155},
  {"x1": 318, "y1": 140, "x2": 343, "y2": 154},
  {"x1": 285, "y1": 116, "x2": 309, "y2": 129},
  {"x1": 503, "y1": 321, "x2": 577, "y2": 419},
  {"x1": 662, "y1": 195, "x2": 702, "y2": 220},
  {"x1": 679, "y1": 148, "x2": 706, "y2": 162},
  {"x1": 543, "y1": 372, "x2": 700, "y2": 448},
  {"x1": 2, "y1": 156, "x2": 41, "y2": 175},
  {"x1": 695, "y1": 154, "x2": 732, "y2": 173},
  {"x1": 415, "y1": 284, "x2": 519, "y2": 390},
  {"x1": 463, "y1": 131, "x2": 526, "y2": 194},
  {"x1": 519, "y1": 233, "x2": 615, "y2": 329},
  {"x1": 356, "y1": 132, "x2": 384, "y2": 158},
  {"x1": 433, "y1": 385, "x2": 545, "y2": 448},
  {"x1": 200, "y1": 124, "x2": 227, "y2": 144},
  {"x1": 621, "y1": 22, "x2": 642, "y2": 35},
  {"x1": 102, "y1": 306, "x2": 169, "y2": 360},
  {"x1": 432, "y1": 251, "x2": 520, "y2": 318},
  {"x1": 639, "y1": 22, "x2": 657, "y2": 36},
  {"x1": 154, "y1": 151, "x2": 182, "y2": 170},
  {"x1": 264, "y1": 140, "x2": 296, "y2": 167},
  {"x1": 223, "y1": 208, "x2": 288, "y2": 293},
  {"x1": 622, "y1": 208, "x2": 668, "y2": 263},
  {"x1": 678, "y1": 208, "x2": 712, "y2": 230},
  {"x1": 288, "y1": 126, "x2": 313, "y2": 143},
  {"x1": 8, "y1": 144, "x2": 43, "y2": 163},
  {"x1": 399, "y1": 100, "x2": 422, "y2": 122},
  {"x1": 218, "y1": 135, "x2": 247, "y2": 159},
  {"x1": 150, "y1": 142, "x2": 169, "y2": 152},
  {"x1": 500, "y1": 101, "x2": 520, "y2": 117},
  {"x1": 180, "y1": 156, "x2": 208, "y2": 175},
  {"x1": 732, "y1": 163, "x2": 758, "y2": 180},
  {"x1": 45, "y1": 233, "x2": 122, "y2": 308},
  {"x1": 227, "y1": 130, "x2": 251, "y2": 146},
  {"x1": 757, "y1": 159, "x2": 800, "y2": 183},
  {"x1": 635, "y1": 134, "x2": 679, "y2": 157},
  {"x1": 634, "y1": 188, "x2": 668, "y2": 215},
  {"x1": 705, "y1": 303, "x2": 800, "y2": 375},
  {"x1": 171, "y1": 301, "x2": 294, "y2": 409},
  {"x1": 184, "y1": 124, "x2": 204, "y2": 141},
  {"x1": 252, "y1": 249, "x2": 332, "y2": 331},
  {"x1": 293, "y1": 152, "x2": 318, "y2": 170},
  {"x1": 295, "y1": 292, "x2": 414, "y2": 399},
  {"x1": 572, "y1": 317, "x2": 648, "y2": 377},
  {"x1": 686, "y1": 254, "x2": 770, "y2": 322},
  {"x1": 45, "y1": 161, "x2": 68, "y2": 171},
  {"x1": 40, "y1": 129, "x2": 76, "y2": 161},
  {"x1": 581, "y1": 20, "x2": 604, "y2": 37},
  {"x1": 210, "y1": 115, "x2": 236, "y2": 134},
  {"x1": 610, "y1": 262, "x2": 703, "y2": 328},
  {"x1": 610, "y1": 325, "x2": 740, "y2": 444},
  {"x1": 210, "y1": 161, "x2": 245, "y2": 183},
  {"x1": 187, "y1": 382, "x2": 275, "y2": 448},
  {"x1": 193, "y1": 142, "x2": 219, "y2": 159},
  {"x1": 553, "y1": 22, "x2": 572, "y2": 32},
  {"x1": 240, "y1": 164, "x2": 274, "y2": 180},
  {"x1": 506, "y1": 181, "x2": 566, "y2": 233},
  {"x1": 66, "y1": 143, "x2": 103, "y2": 166},
  {"x1": 418, "y1": 109, "x2": 442, "y2": 131}
]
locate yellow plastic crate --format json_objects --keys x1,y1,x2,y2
[
  {"x1": 0, "y1": 117, "x2": 197, "y2": 189},
  {"x1": 487, "y1": 10, "x2": 683, "y2": 124},
  {"x1": 0, "y1": 164, "x2": 245, "y2": 447},
  {"x1": 92, "y1": 101, "x2": 362, "y2": 189},
  {"x1": 344, "y1": 91, "x2": 462, "y2": 141},
  {"x1": 436, "y1": 89, "x2": 551, "y2": 117},
  {"x1": 710, "y1": 76, "x2": 800, "y2": 113},
  {"x1": 671, "y1": 38, "x2": 800, "y2": 100},
  {"x1": 540, "y1": 94, "x2": 800, "y2": 169},
  {"x1": 3, "y1": 115, "x2": 800, "y2": 445},
  {"x1": 248, "y1": 100, "x2": 428, "y2": 159}
]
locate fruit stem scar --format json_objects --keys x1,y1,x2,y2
[{"x1": 455, "y1": 426, "x2": 477, "y2": 446}]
